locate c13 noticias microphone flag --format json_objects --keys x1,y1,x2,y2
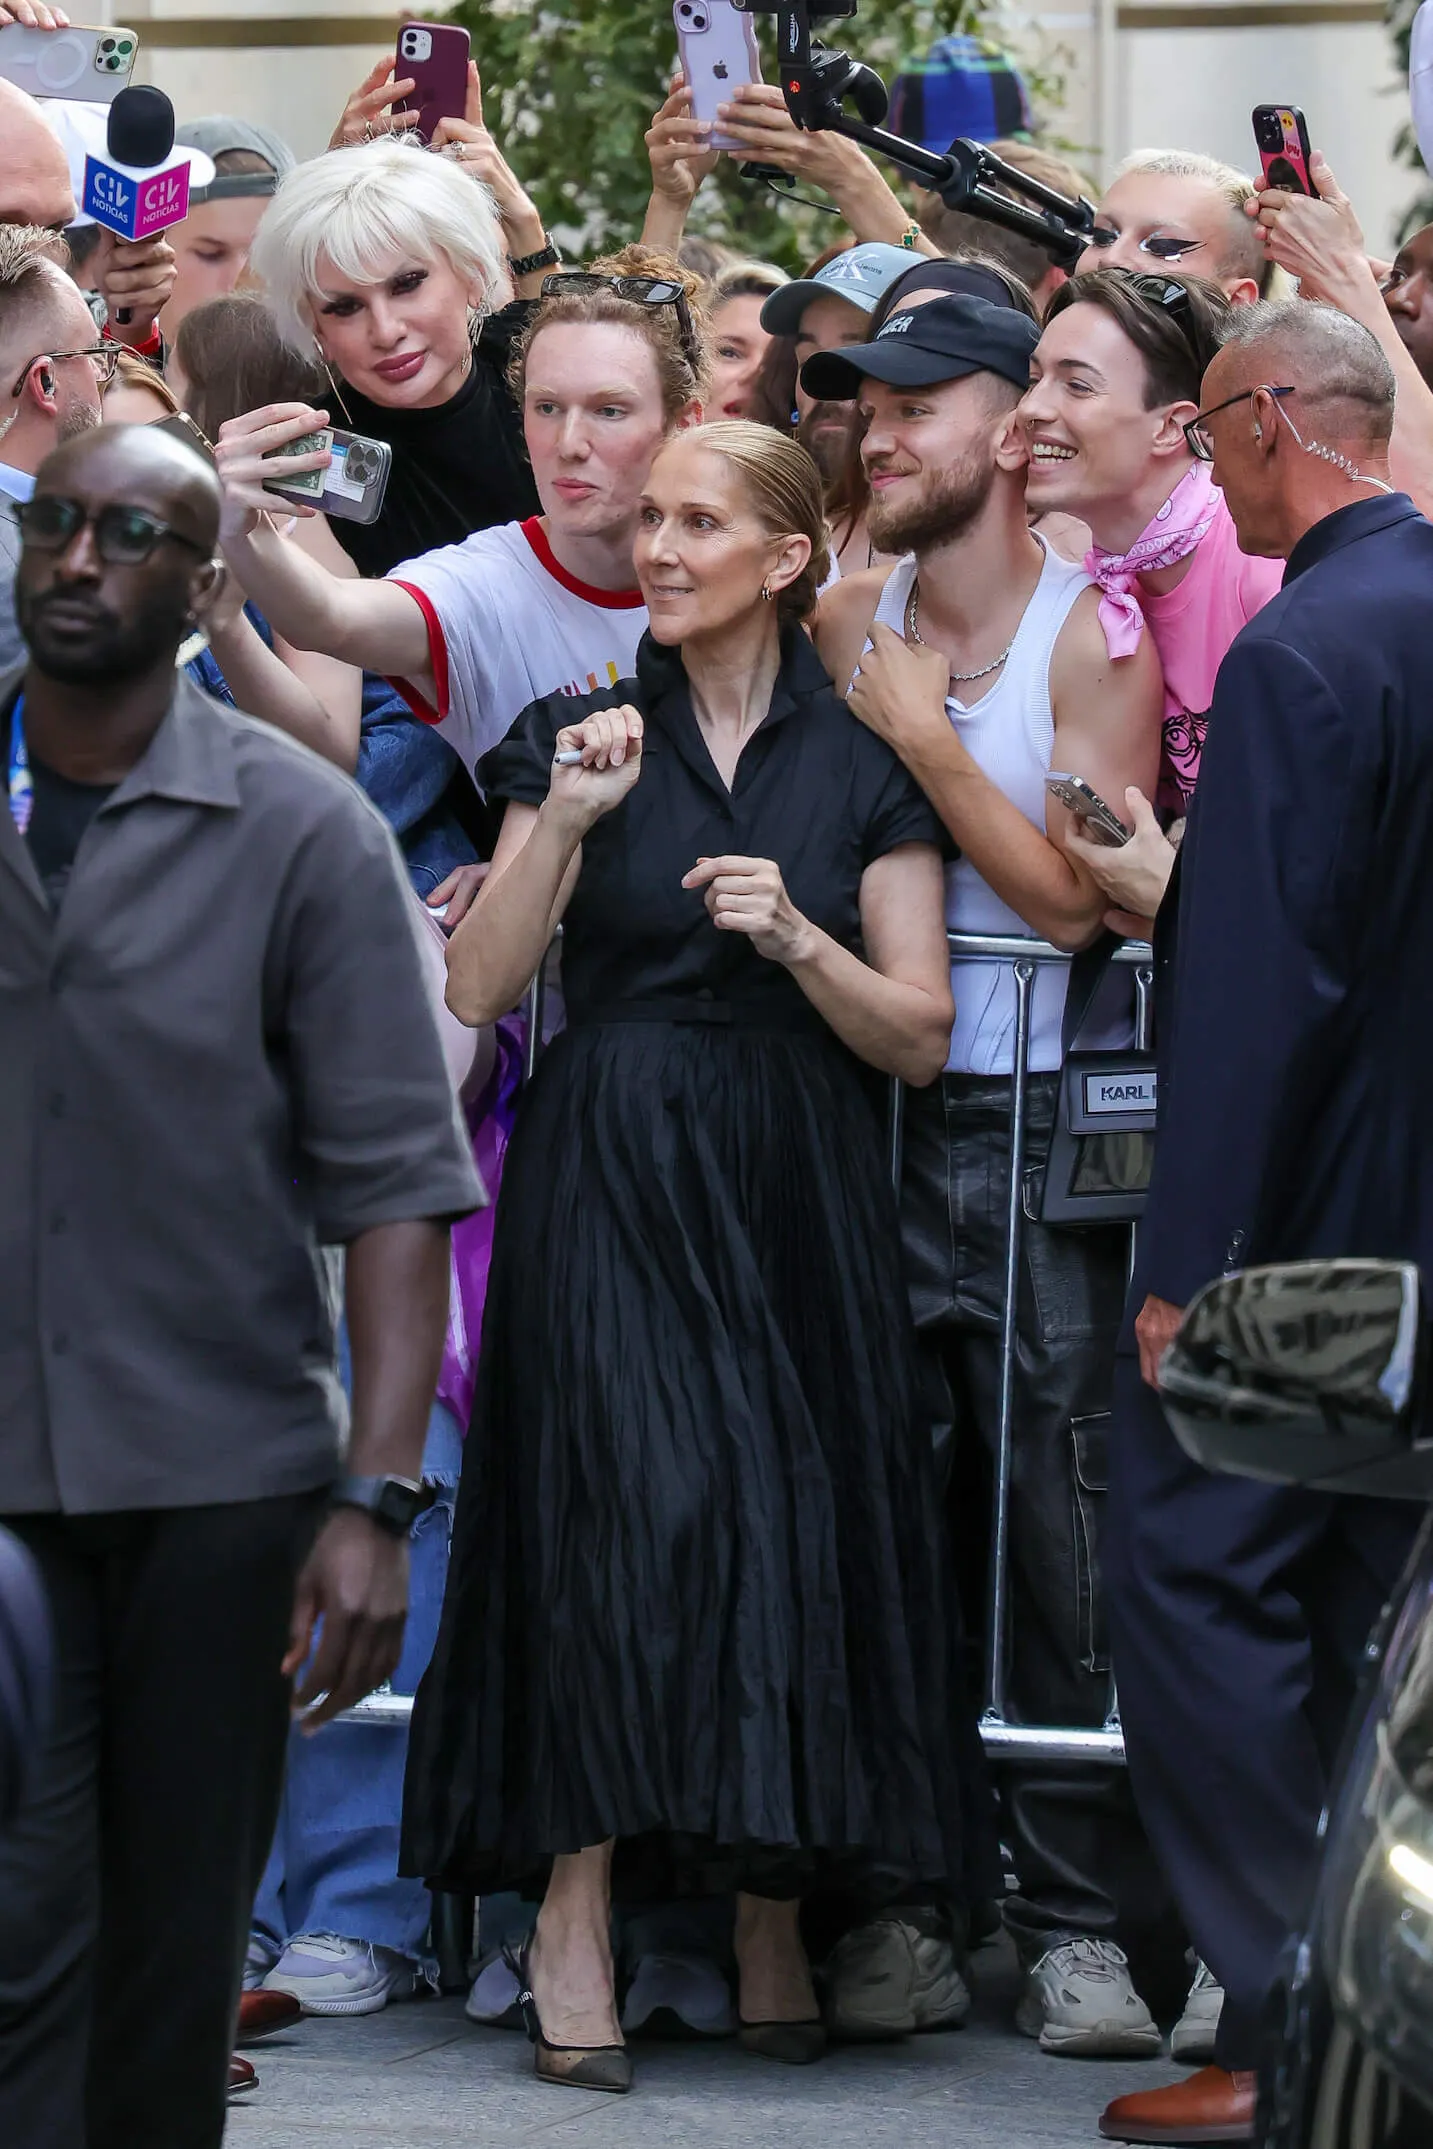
[{"x1": 82, "y1": 84, "x2": 190, "y2": 245}]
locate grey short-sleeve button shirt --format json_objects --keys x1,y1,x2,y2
[{"x1": 0, "y1": 667, "x2": 482, "y2": 1515}]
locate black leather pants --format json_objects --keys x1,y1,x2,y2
[{"x1": 901, "y1": 1072, "x2": 1177, "y2": 1969}]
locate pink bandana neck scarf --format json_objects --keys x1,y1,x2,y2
[{"x1": 1084, "y1": 462, "x2": 1220, "y2": 658}]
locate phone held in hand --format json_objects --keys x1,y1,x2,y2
[
  {"x1": 262, "y1": 430, "x2": 393, "y2": 525},
  {"x1": 1046, "y1": 773, "x2": 1131, "y2": 848},
  {"x1": 0, "y1": 21, "x2": 137, "y2": 103},
  {"x1": 1252, "y1": 105, "x2": 1319, "y2": 197},
  {"x1": 392, "y1": 20, "x2": 470, "y2": 144},
  {"x1": 673, "y1": 0, "x2": 762, "y2": 150}
]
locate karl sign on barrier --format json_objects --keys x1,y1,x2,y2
[{"x1": 340, "y1": 932, "x2": 1155, "y2": 1772}]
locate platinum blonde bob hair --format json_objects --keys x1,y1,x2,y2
[{"x1": 249, "y1": 137, "x2": 512, "y2": 356}]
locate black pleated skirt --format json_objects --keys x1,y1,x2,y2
[{"x1": 401, "y1": 1017, "x2": 995, "y2": 1906}]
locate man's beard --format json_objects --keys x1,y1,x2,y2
[
  {"x1": 866, "y1": 450, "x2": 997, "y2": 556},
  {"x1": 56, "y1": 397, "x2": 101, "y2": 447},
  {"x1": 797, "y1": 402, "x2": 855, "y2": 489},
  {"x1": 18, "y1": 579, "x2": 192, "y2": 685}
]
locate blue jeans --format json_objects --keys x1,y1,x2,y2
[{"x1": 251, "y1": 1402, "x2": 462, "y2": 1968}]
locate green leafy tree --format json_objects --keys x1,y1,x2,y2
[
  {"x1": 1389, "y1": 0, "x2": 1433, "y2": 240},
  {"x1": 448, "y1": 0, "x2": 989, "y2": 269}
]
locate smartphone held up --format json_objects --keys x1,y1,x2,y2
[
  {"x1": 1252, "y1": 105, "x2": 1320, "y2": 197},
  {"x1": 262, "y1": 429, "x2": 393, "y2": 525}
]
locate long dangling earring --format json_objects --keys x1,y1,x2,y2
[{"x1": 318, "y1": 353, "x2": 355, "y2": 428}]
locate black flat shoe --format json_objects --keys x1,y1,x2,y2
[
  {"x1": 505, "y1": 1940, "x2": 633, "y2": 2094},
  {"x1": 738, "y1": 2015, "x2": 827, "y2": 2065}
]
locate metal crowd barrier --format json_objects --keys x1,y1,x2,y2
[
  {"x1": 941, "y1": 932, "x2": 1153, "y2": 1770},
  {"x1": 341, "y1": 932, "x2": 1155, "y2": 1776}
]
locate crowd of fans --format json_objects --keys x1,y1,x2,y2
[{"x1": 3, "y1": 7, "x2": 1433, "y2": 2147}]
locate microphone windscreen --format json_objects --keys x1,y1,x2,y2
[{"x1": 106, "y1": 84, "x2": 175, "y2": 171}]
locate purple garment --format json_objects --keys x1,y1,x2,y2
[{"x1": 437, "y1": 1015, "x2": 524, "y2": 1428}]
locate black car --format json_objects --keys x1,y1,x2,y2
[{"x1": 1160, "y1": 1260, "x2": 1433, "y2": 2148}]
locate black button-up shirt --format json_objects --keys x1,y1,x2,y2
[
  {"x1": 0, "y1": 668, "x2": 481, "y2": 1515},
  {"x1": 479, "y1": 627, "x2": 942, "y2": 1032}
]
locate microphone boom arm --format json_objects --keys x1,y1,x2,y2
[{"x1": 735, "y1": 0, "x2": 1097, "y2": 272}]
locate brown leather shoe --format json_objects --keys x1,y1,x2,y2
[
  {"x1": 237, "y1": 1987, "x2": 302, "y2": 2045},
  {"x1": 228, "y1": 2053, "x2": 258, "y2": 2099},
  {"x1": 1099, "y1": 2065, "x2": 1257, "y2": 2143}
]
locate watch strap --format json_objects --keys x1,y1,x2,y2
[
  {"x1": 330, "y1": 1473, "x2": 433, "y2": 1536},
  {"x1": 510, "y1": 238, "x2": 562, "y2": 277}
]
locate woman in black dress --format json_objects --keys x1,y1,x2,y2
[{"x1": 403, "y1": 421, "x2": 991, "y2": 2091}]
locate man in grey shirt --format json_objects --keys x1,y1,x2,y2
[{"x1": 0, "y1": 424, "x2": 481, "y2": 2145}]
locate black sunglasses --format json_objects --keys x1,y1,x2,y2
[
  {"x1": 12, "y1": 495, "x2": 213, "y2": 566},
  {"x1": 540, "y1": 270, "x2": 702, "y2": 379},
  {"x1": 1183, "y1": 384, "x2": 1296, "y2": 462}
]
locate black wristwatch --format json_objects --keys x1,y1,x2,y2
[
  {"x1": 509, "y1": 236, "x2": 561, "y2": 277},
  {"x1": 330, "y1": 1474, "x2": 435, "y2": 1538}
]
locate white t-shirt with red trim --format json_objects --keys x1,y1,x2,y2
[{"x1": 387, "y1": 516, "x2": 649, "y2": 777}]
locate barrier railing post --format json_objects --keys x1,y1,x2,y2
[
  {"x1": 886, "y1": 1077, "x2": 905, "y2": 1194},
  {"x1": 981, "y1": 956, "x2": 1035, "y2": 1734},
  {"x1": 523, "y1": 960, "x2": 547, "y2": 1086}
]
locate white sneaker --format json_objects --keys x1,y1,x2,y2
[
  {"x1": 821, "y1": 1918, "x2": 918, "y2": 2039},
  {"x1": 264, "y1": 1932, "x2": 417, "y2": 2017},
  {"x1": 465, "y1": 1947, "x2": 525, "y2": 2029},
  {"x1": 621, "y1": 1952, "x2": 735, "y2": 2038},
  {"x1": 1015, "y1": 1938, "x2": 1163, "y2": 2057},
  {"x1": 243, "y1": 1932, "x2": 280, "y2": 1993},
  {"x1": 1170, "y1": 1957, "x2": 1224, "y2": 2064}
]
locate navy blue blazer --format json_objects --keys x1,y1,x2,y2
[{"x1": 1136, "y1": 493, "x2": 1433, "y2": 1310}]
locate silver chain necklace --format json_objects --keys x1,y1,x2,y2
[{"x1": 905, "y1": 576, "x2": 1017, "y2": 684}]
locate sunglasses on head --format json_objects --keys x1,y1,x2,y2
[
  {"x1": 12, "y1": 494, "x2": 213, "y2": 566},
  {"x1": 540, "y1": 270, "x2": 702, "y2": 379}
]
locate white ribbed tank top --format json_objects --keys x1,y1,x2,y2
[{"x1": 863, "y1": 539, "x2": 1092, "y2": 1075}]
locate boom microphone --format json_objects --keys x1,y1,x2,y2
[{"x1": 83, "y1": 86, "x2": 191, "y2": 322}]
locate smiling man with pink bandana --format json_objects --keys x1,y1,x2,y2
[{"x1": 1022, "y1": 269, "x2": 1282, "y2": 929}]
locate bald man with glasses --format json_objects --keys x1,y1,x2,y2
[
  {"x1": 1099, "y1": 302, "x2": 1430, "y2": 2145},
  {"x1": 0, "y1": 423, "x2": 480, "y2": 2146}
]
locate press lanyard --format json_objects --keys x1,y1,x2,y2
[{"x1": 7, "y1": 693, "x2": 29, "y2": 837}]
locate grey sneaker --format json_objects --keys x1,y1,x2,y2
[
  {"x1": 1170, "y1": 1957, "x2": 1223, "y2": 2064},
  {"x1": 1015, "y1": 1938, "x2": 1163, "y2": 2057},
  {"x1": 899, "y1": 1909, "x2": 972, "y2": 2031},
  {"x1": 821, "y1": 1917, "x2": 918, "y2": 2039},
  {"x1": 621, "y1": 1951, "x2": 735, "y2": 2039}
]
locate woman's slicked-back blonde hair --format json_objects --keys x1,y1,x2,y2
[
  {"x1": 249, "y1": 137, "x2": 511, "y2": 357},
  {"x1": 676, "y1": 419, "x2": 830, "y2": 622}
]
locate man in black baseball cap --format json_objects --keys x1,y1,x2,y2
[
  {"x1": 800, "y1": 290, "x2": 1039, "y2": 406},
  {"x1": 812, "y1": 288, "x2": 1168, "y2": 2062}
]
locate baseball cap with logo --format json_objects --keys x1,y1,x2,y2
[
  {"x1": 759, "y1": 242, "x2": 915, "y2": 338},
  {"x1": 799, "y1": 292, "x2": 1039, "y2": 402}
]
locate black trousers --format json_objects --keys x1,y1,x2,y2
[
  {"x1": 0, "y1": 1496, "x2": 323, "y2": 2149},
  {"x1": 901, "y1": 1074, "x2": 1175, "y2": 1965},
  {"x1": 1106, "y1": 1357, "x2": 1418, "y2": 2068}
]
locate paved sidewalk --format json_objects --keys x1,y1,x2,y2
[{"x1": 228, "y1": 1943, "x2": 1171, "y2": 2148}]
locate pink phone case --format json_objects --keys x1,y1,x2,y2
[
  {"x1": 1253, "y1": 105, "x2": 1318, "y2": 198},
  {"x1": 674, "y1": 0, "x2": 762, "y2": 152},
  {"x1": 393, "y1": 21, "x2": 471, "y2": 145}
]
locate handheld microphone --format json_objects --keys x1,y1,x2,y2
[{"x1": 82, "y1": 86, "x2": 191, "y2": 323}]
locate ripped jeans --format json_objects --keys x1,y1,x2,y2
[{"x1": 250, "y1": 1401, "x2": 462, "y2": 1969}]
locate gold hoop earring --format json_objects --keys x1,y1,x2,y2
[{"x1": 760, "y1": 581, "x2": 773, "y2": 603}]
